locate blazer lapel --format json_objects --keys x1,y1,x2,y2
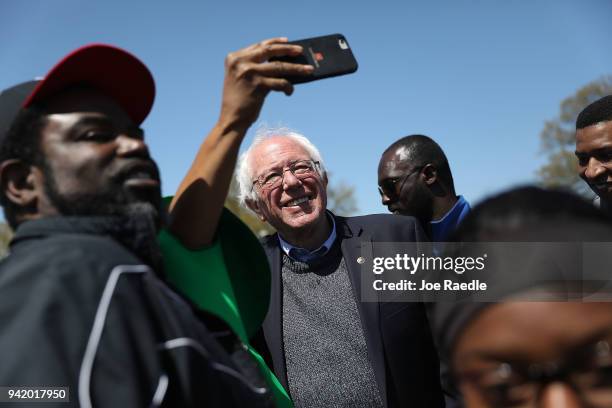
[
  {"x1": 261, "y1": 235, "x2": 290, "y2": 390},
  {"x1": 339, "y1": 218, "x2": 388, "y2": 407}
]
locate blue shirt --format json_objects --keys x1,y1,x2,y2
[
  {"x1": 430, "y1": 195, "x2": 471, "y2": 242},
  {"x1": 279, "y1": 213, "x2": 337, "y2": 262}
]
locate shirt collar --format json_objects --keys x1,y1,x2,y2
[
  {"x1": 430, "y1": 195, "x2": 471, "y2": 242},
  {"x1": 278, "y1": 211, "x2": 337, "y2": 259}
]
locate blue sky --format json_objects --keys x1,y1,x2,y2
[{"x1": 1, "y1": 0, "x2": 611, "y2": 215}]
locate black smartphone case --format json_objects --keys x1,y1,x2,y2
[{"x1": 272, "y1": 33, "x2": 358, "y2": 84}]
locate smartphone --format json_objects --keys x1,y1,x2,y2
[{"x1": 271, "y1": 33, "x2": 358, "y2": 84}]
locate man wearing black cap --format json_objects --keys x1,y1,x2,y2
[{"x1": 0, "y1": 39, "x2": 311, "y2": 407}]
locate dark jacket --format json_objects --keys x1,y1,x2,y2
[
  {"x1": 260, "y1": 213, "x2": 445, "y2": 408},
  {"x1": 0, "y1": 216, "x2": 273, "y2": 407}
]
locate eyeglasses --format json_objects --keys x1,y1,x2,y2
[
  {"x1": 377, "y1": 166, "x2": 424, "y2": 199},
  {"x1": 251, "y1": 159, "x2": 320, "y2": 192},
  {"x1": 458, "y1": 338, "x2": 612, "y2": 407}
]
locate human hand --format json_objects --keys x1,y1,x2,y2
[{"x1": 218, "y1": 37, "x2": 314, "y2": 132}]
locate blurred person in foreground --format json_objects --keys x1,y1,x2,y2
[
  {"x1": 0, "y1": 38, "x2": 312, "y2": 407},
  {"x1": 236, "y1": 127, "x2": 445, "y2": 407},
  {"x1": 575, "y1": 95, "x2": 612, "y2": 216},
  {"x1": 431, "y1": 186, "x2": 612, "y2": 408},
  {"x1": 378, "y1": 135, "x2": 470, "y2": 242}
]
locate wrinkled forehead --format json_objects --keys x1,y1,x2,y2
[{"x1": 250, "y1": 137, "x2": 312, "y2": 174}]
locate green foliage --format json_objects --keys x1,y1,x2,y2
[
  {"x1": 224, "y1": 177, "x2": 275, "y2": 237},
  {"x1": 0, "y1": 223, "x2": 13, "y2": 259},
  {"x1": 326, "y1": 174, "x2": 358, "y2": 216},
  {"x1": 537, "y1": 76, "x2": 612, "y2": 194}
]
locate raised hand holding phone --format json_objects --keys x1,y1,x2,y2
[{"x1": 220, "y1": 37, "x2": 314, "y2": 132}]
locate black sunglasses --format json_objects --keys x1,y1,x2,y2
[{"x1": 378, "y1": 165, "x2": 425, "y2": 199}]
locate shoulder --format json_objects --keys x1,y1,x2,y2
[
  {"x1": 259, "y1": 233, "x2": 279, "y2": 249},
  {"x1": 345, "y1": 213, "x2": 418, "y2": 224},
  {"x1": 0, "y1": 234, "x2": 150, "y2": 348},
  {"x1": 2, "y1": 233, "x2": 144, "y2": 285},
  {"x1": 335, "y1": 213, "x2": 427, "y2": 242},
  {"x1": 48, "y1": 233, "x2": 142, "y2": 265},
  {"x1": 338, "y1": 213, "x2": 421, "y2": 231}
]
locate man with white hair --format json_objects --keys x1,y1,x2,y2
[{"x1": 237, "y1": 128, "x2": 445, "y2": 408}]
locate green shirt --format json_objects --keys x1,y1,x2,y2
[{"x1": 159, "y1": 208, "x2": 291, "y2": 408}]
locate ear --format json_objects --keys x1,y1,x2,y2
[
  {"x1": 245, "y1": 197, "x2": 267, "y2": 222},
  {"x1": 0, "y1": 160, "x2": 41, "y2": 208},
  {"x1": 421, "y1": 164, "x2": 438, "y2": 186}
]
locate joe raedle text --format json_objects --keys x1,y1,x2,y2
[
  {"x1": 370, "y1": 253, "x2": 488, "y2": 294},
  {"x1": 372, "y1": 279, "x2": 487, "y2": 291}
]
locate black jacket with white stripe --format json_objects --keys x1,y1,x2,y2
[{"x1": 0, "y1": 216, "x2": 273, "y2": 407}]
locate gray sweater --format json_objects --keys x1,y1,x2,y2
[{"x1": 281, "y1": 243, "x2": 383, "y2": 408}]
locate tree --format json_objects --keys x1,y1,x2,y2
[
  {"x1": 0, "y1": 223, "x2": 13, "y2": 259},
  {"x1": 536, "y1": 76, "x2": 612, "y2": 194},
  {"x1": 325, "y1": 173, "x2": 358, "y2": 216},
  {"x1": 225, "y1": 172, "x2": 358, "y2": 237},
  {"x1": 224, "y1": 178, "x2": 275, "y2": 237}
]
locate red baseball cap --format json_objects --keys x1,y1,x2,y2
[{"x1": 0, "y1": 43, "x2": 155, "y2": 142}]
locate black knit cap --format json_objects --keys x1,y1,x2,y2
[{"x1": 0, "y1": 81, "x2": 39, "y2": 146}]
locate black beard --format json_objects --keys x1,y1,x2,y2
[{"x1": 41, "y1": 160, "x2": 163, "y2": 231}]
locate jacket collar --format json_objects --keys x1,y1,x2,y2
[
  {"x1": 263, "y1": 211, "x2": 361, "y2": 248},
  {"x1": 334, "y1": 212, "x2": 360, "y2": 239},
  {"x1": 12, "y1": 214, "x2": 162, "y2": 270}
]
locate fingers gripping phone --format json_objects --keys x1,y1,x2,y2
[{"x1": 271, "y1": 33, "x2": 358, "y2": 84}]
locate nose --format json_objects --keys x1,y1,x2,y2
[
  {"x1": 583, "y1": 156, "x2": 608, "y2": 181},
  {"x1": 378, "y1": 184, "x2": 395, "y2": 206},
  {"x1": 116, "y1": 134, "x2": 150, "y2": 158},
  {"x1": 282, "y1": 169, "x2": 303, "y2": 190},
  {"x1": 380, "y1": 190, "x2": 392, "y2": 205},
  {"x1": 539, "y1": 383, "x2": 582, "y2": 408}
]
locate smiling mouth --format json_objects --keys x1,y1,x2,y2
[{"x1": 284, "y1": 196, "x2": 311, "y2": 207}]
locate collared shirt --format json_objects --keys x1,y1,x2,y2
[
  {"x1": 279, "y1": 212, "x2": 337, "y2": 262},
  {"x1": 430, "y1": 195, "x2": 471, "y2": 242}
]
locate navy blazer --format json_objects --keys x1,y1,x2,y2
[{"x1": 260, "y1": 213, "x2": 445, "y2": 408}]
